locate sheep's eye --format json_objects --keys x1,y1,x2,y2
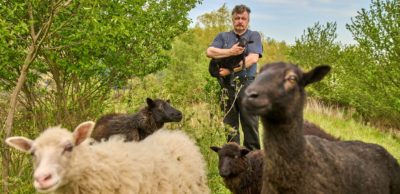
[
  {"x1": 63, "y1": 143, "x2": 73, "y2": 153},
  {"x1": 30, "y1": 149, "x2": 36, "y2": 157},
  {"x1": 287, "y1": 75, "x2": 297, "y2": 83}
]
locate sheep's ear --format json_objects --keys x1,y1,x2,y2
[
  {"x1": 6, "y1": 137, "x2": 34, "y2": 153},
  {"x1": 73, "y1": 121, "x2": 95, "y2": 146},
  {"x1": 240, "y1": 148, "x2": 251, "y2": 157},
  {"x1": 302, "y1": 65, "x2": 331, "y2": 86},
  {"x1": 146, "y1": 98, "x2": 155, "y2": 108},
  {"x1": 210, "y1": 146, "x2": 221, "y2": 153}
]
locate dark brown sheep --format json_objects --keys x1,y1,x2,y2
[
  {"x1": 91, "y1": 98, "x2": 182, "y2": 142},
  {"x1": 210, "y1": 142, "x2": 263, "y2": 194},
  {"x1": 210, "y1": 120, "x2": 337, "y2": 194},
  {"x1": 242, "y1": 62, "x2": 400, "y2": 194}
]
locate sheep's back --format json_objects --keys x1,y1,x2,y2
[
  {"x1": 66, "y1": 131, "x2": 209, "y2": 194},
  {"x1": 142, "y1": 129, "x2": 210, "y2": 194},
  {"x1": 304, "y1": 136, "x2": 400, "y2": 194},
  {"x1": 92, "y1": 114, "x2": 140, "y2": 141}
]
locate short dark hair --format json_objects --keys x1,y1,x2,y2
[{"x1": 231, "y1": 4, "x2": 251, "y2": 15}]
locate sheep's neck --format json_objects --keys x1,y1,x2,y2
[
  {"x1": 261, "y1": 114, "x2": 307, "y2": 191},
  {"x1": 263, "y1": 115, "x2": 305, "y2": 155}
]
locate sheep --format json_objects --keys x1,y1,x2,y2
[
  {"x1": 6, "y1": 121, "x2": 210, "y2": 194},
  {"x1": 242, "y1": 62, "x2": 400, "y2": 194},
  {"x1": 210, "y1": 142, "x2": 263, "y2": 194},
  {"x1": 210, "y1": 121, "x2": 336, "y2": 194},
  {"x1": 91, "y1": 97, "x2": 182, "y2": 142}
]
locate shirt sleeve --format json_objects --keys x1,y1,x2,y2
[
  {"x1": 247, "y1": 31, "x2": 263, "y2": 58},
  {"x1": 209, "y1": 32, "x2": 225, "y2": 48}
]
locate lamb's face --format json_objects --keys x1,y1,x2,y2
[
  {"x1": 147, "y1": 98, "x2": 183, "y2": 123},
  {"x1": 6, "y1": 121, "x2": 94, "y2": 193},
  {"x1": 210, "y1": 143, "x2": 250, "y2": 178}
]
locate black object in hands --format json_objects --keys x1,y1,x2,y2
[{"x1": 209, "y1": 36, "x2": 254, "y2": 78}]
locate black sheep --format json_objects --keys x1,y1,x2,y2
[
  {"x1": 210, "y1": 142, "x2": 263, "y2": 194},
  {"x1": 91, "y1": 98, "x2": 182, "y2": 142},
  {"x1": 242, "y1": 62, "x2": 400, "y2": 194}
]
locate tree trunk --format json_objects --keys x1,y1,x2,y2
[{"x1": 1, "y1": 44, "x2": 37, "y2": 194}]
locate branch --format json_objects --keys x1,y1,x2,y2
[{"x1": 28, "y1": 2, "x2": 36, "y2": 42}]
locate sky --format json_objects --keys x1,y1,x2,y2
[{"x1": 188, "y1": 0, "x2": 371, "y2": 45}]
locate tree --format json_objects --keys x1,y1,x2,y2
[
  {"x1": 193, "y1": 3, "x2": 231, "y2": 46},
  {"x1": 0, "y1": 0, "x2": 200, "y2": 192},
  {"x1": 1, "y1": 1, "x2": 72, "y2": 193},
  {"x1": 288, "y1": 22, "x2": 341, "y2": 99},
  {"x1": 346, "y1": 0, "x2": 400, "y2": 127}
]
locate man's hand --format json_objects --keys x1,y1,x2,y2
[
  {"x1": 229, "y1": 42, "x2": 245, "y2": 56},
  {"x1": 219, "y1": 68, "x2": 231, "y2": 77}
]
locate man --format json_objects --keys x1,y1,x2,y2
[{"x1": 206, "y1": 4, "x2": 263, "y2": 150}]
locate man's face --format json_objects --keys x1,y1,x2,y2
[{"x1": 232, "y1": 11, "x2": 249, "y2": 33}]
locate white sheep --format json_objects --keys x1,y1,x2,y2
[{"x1": 6, "y1": 121, "x2": 210, "y2": 194}]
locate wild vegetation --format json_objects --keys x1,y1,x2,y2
[{"x1": 1, "y1": 0, "x2": 399, "y2": 193}]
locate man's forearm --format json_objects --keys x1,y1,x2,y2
[
  {"x1": 233, "y1": 53, "x2": 259, "y2": 72},
  {"x1": 206, "y1": 47, "x2": 234, "y2": 59}
]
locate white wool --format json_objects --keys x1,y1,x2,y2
[{"x1": 24, "y1": 127, "x2": 209, "y2": 194}]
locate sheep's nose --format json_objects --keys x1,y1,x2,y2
[
  {"x1": 245, "y1": 90, "x2": 259, "y2": 99},
  {"x1": 34, "y1": 173, "x2": 52, "y2": 186},
  {"x1": 219, "y1": 169, "x2": 230, "y2": 177},
  {"x1": 172, "y1": 111, "x2": 183, "y2": 120},
  {"x1": 174, "y1": 111, "x2": 182, "y2": 117}
]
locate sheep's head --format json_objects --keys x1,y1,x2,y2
[
  {"x1": 210, "y1": 142, "x2": 250, "y2": 178},
  {"x1": 237, "y1": 36, "x2": 253, "y2": 48},
  {"x1": 6, "y1": 121, "x2": 95, "y2": 193},
  {"x1": 147, "y1": 98, "x2": 183, "y2": 123},
  {"x1": 242, "y1": 62, "x2": 330, "y2": 120}
]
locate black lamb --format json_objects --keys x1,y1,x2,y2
[
  {"x1": 209, "y1": 35, "x2": 253, "y2": 87},
  {"x1": 211, "y1": 142, "x2": 263, "y2": 194},
  {"x1": 91, "y1": 98, "x2": 182, "y2": 142}
]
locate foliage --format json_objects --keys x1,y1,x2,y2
[
  {"x1": 288, "y1": 9, "x2": 400, "y2": 128},
  {"x1": 345, "y1": 0, "x2": 400, "y2": 127},
  {"x1": 288, "y1": 22, "x2": 342, "y2": 100},
  {"x1": 259, "y1": 37, "x2": 290, "y2": 65},
  {"x1": 0, "y1": 0, "x2": 200, "y2": 130},
  {"x1": 195, "y1": 3, "x2": 231, "y2": 32},
  {"x1": 1, "y1": 1, "x2": 201, "y2": 193}
]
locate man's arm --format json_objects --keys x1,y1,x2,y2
[
  {"x1": 233, "y1": 53, "x2": 260, "y2": 72},
  {"x1": 218, "y1": 53, "x2": 259, "y2": 77},
  {"x1": 206, "y1": 43, "x2": 244, "y2": 59}
]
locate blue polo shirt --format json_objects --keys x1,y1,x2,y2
[{"x1": 210, "y1": 29, "x2": 263, "y2": 78}]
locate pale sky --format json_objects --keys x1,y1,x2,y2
[{"x1": 189, "y1": 0, "x2": 371, "y2": 45}]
